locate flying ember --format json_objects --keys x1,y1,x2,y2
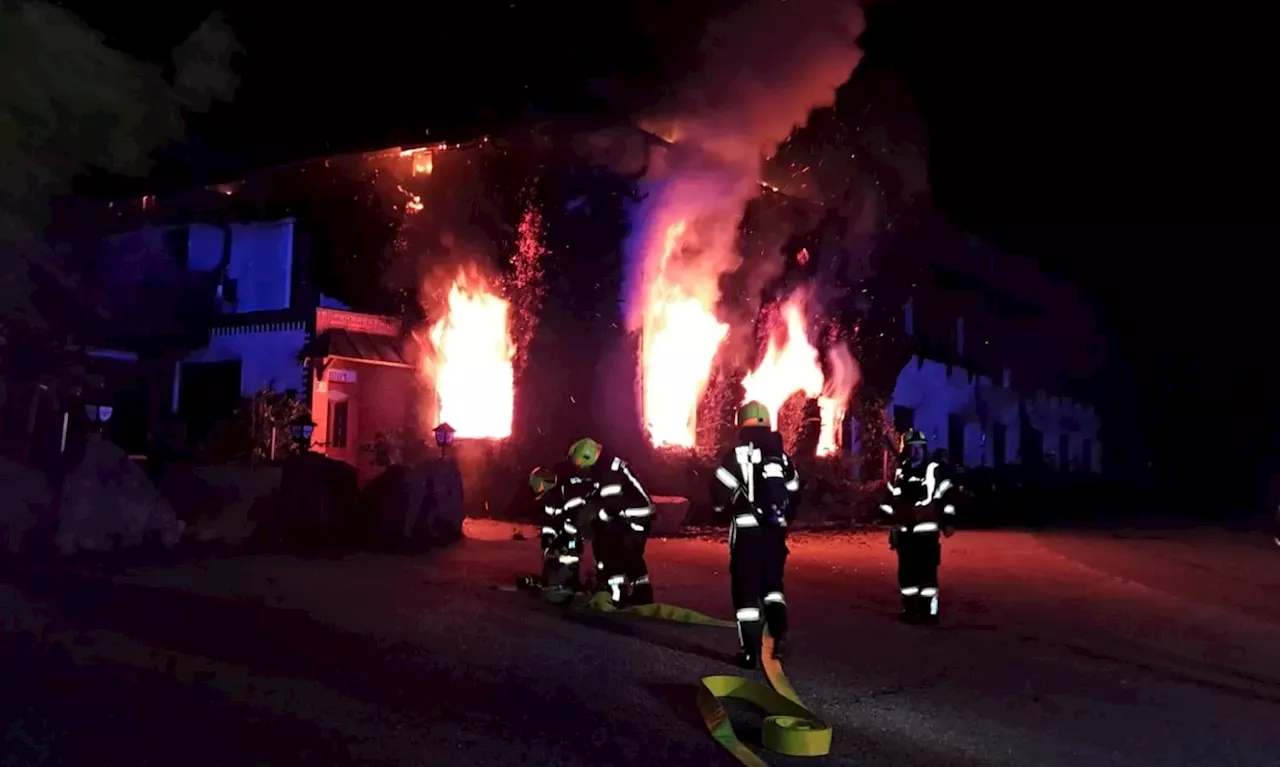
[{"x1": 422, "y1": 272, "x2": 515, "y2": 440}]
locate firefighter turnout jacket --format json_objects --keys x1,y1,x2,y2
[
  {"x1": 591, "y1": 454, "x2": 654, "y2": 532},
  {"x1": 713, "y1": 426, "x2": 802, "y2": 529},
  {"x1": 712, "y1": 425, "x2": 801, "y2": 665},
  {"x1": 540, "y1": 462, "x2": 596, "y2": 568},
  {"x1": 588, "y1": 452, "x2": 655, "y2": 604},
  {"x1": 880, "y1": 459, "x2": 957, "y2": 533}
]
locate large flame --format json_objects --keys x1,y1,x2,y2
[
  {"x1": 639, "y1": 220, "x2": 731, "y2": 448},
  {"x1": 818, "y1": 342, "x2": 859, "y2": 456},
  {"x1": 741, "y1": 289, "x2": 858, "y2": 456},
  {"x1": 422, "y1": 271, "x2": 515, "y2": 439}
]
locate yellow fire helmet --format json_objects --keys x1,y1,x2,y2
[
  {"x1": 902, "y1": 428, "x2": 928, "y2": 447},
  {"x1": 737, "y1": 400, "x2": 771, "y2": 428},
  {"x1": 529, "y1": 466, "x2": 557, "y2": 496},
  {"x1": 567, "y1": 437, "x2": 602, "y2": 469}
]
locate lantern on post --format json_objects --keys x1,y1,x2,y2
[
  {"x1": 82, "y1": 389, "x2": 114, "y2": 442},
  {"x1": 290, "y1": 413, "x2": 315, "y2": 450},
  {"x1": 83, "y1": 402, "x2": 114, "y2": 425},
  {"x1": 434, "y1": 422, "x2": 456, "y2": 458}
]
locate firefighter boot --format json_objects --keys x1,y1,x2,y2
[
  {"x1": 736, "y1": 616, "x2": 763, "y2": 669},
  {"x1": 899, "y1": 594, "x2": 921, "y2": 623},
  {"x1": 602, "y1": 575, "x2": 627, "y2": 607},
  {"x1": 541, "y1": 585, "x2": 575, "y2": 605},
  {"x1": 628, "y1": 576, "x2": 654, "y2": 606},
  {"x1": 919, "y1": 587, "x2": 940, "y2": 625}
]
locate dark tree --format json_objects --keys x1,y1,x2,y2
[{"x1": 0, "y1": 1, "x2": 240, "y2": 325}]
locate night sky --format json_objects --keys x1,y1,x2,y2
[{"x1": 64, "y1": 0, "x2": 1270, "y2": 507}]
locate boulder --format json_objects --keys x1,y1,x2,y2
[
  {"x1": 55, "y1": 434, "x2": 185, "y2": 554},
  {"x1": 416, "y1": 458, "x2": 464, "y2": 543},
  {"x1": 276, "y1": 452, "x2": 358, "y2": 544},
  {"x1": 649, "y1": 495, "x2": 691, "y2": 537},
  {"x1": 160, "y1": 464, "x2": 283, "y2": 545},
  {"x1": 0, "y1": 457, "x2": 53, "y2": 554},
  {"x1": 364, "y1": 465, "x2": 412, "y2": 546},
  {"x1": 366, "y1": 458, "x2": 465, "y2": 550}
]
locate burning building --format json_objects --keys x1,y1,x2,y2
[
  {"x1": 417, "y1": 269, "x2": 516, "y2": 441},
  {"x1": 45, "y1": 128, "x2": 666, "y2": 489},
  {"x1": 47, "y1": 119, "x2": 1104, "y2": 517}
]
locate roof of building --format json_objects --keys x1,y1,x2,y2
[{"x1": 299, "y1": 329, "x2": 410, "y2": 368}]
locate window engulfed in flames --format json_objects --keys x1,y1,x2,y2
[
  {"x1": 419, "y1": 272, "x2": 514, "y2": 440},
  {"x1": 634, "y1": 222, "x2": 858, "y2": 456},
  {"x1": 638, "y1": 220, "x2": 730, "y2": 449},
  {"x1": 740, "y1": 289, "x2": 858, "y2": 456}
]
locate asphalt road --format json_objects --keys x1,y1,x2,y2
[{"x1": 2, "y1": 520, "x2": 1278, "y2": 766}]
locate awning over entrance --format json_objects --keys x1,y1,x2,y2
[{"x1": 299, "y1": 329, "x2": 411, "y2": 368}]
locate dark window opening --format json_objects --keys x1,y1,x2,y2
[
  {"x1": 947, "y1": 413, "x2": 965, "y2": 466},
  {"x1": 993, "y1": 423, "x2": 1007, "y2": 466},
  {"x1": 893, "y1": 405, "x2": 915, "y2": 433},
  {"x1": 329, "y1": 400, "x2": 349, "y2": 448},
  {"x1": 1059, "y1": 433, "x2": 1070, "y2": 471},
  {"x1": 179, "y1": 360, "x2": 241, "y2": 448},
  {"x1": 1022, "y1": 427, "x2": 1044, "y2": 465}
]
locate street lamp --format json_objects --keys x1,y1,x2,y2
[
  {"x1": 290, "y1": 414, "x2": 315, "y2": 450},
  {"x1": 83, "y1": 403, "x2": 114, "y2": 424},
  {"x1": 71, "y1": 392, "x2": 114, "y2": 451},
  {"x1": 434, "y1": 422, "x2": 456, "y2": 457}
]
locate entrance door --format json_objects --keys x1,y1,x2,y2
[{"x1": 180, "y1": 360, "x2": 242, "y2": 447}]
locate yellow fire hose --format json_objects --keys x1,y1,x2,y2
[{"x1": 553, "y1": 588, "x2": 834, "y2": 763}]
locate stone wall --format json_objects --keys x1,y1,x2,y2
[
  {"x1": 55, "y1": 435, "x2": 185, "y2": 554},
  {"x1": 159, "y1": 464, "x2": 283, "y2": 545},
  {"x1": 0, "y1": 458, "x2": 52, "y2": 554}
]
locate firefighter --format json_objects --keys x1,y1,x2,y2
[
  {"x1": 880, "y1": 428, "x2": 957, "y2": 624},
  {"x1": 566, "y1": 437, "x2": 655, "y2": 607},
  {"x1": 711, "y1": 401, "x2": 801, "y2": 669},
  {"x1": 525, "y1": 466, "x2": 587, "y2": 595}
]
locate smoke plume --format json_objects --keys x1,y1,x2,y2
[
  {"x1": 657, "y1": 0, "x2": 866, "y2": 168},
  {"x1": 622, "y1": 0, "x2": 866, "y2": 333}
]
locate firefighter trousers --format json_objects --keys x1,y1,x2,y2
[
  {"x1": 541, "y1": 533, "x2": 583, "y2": 591},
  {"x1": 593, "y1": 521, "x2": 651, "y2": 605},
  {"x1": 895, "y1": 531, "x2": 941, "y2": 618},
  {"x1": 730, "y1": 525, "x2": 789, "y2": 656}
]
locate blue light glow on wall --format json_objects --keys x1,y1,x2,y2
[
  {"x1": 187, "y1": 224, "x2": 225, "y2": 273},
  {"x1": 184, "y1": 328, "x2": 308, "y2": 398},
  {"x1": 888, "y1": 355, "x2": 1102, "y2": 471},
  {"x1": 225, "y1": 220, "x2": 295, "y2": 313}
]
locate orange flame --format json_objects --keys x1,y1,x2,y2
[
  {"x1": 741, "y1": 289, "x2": 858, "y2": 456},
  {"x1": 818, "y1": 342, "x2": 858, "y2": 456},
  {"x1": 421, "y1": 271, "x2": 514, "y2": 439},
  {"x1": 397, "y1": 185, "x2": 423, "y2": 214},
  {"x1": 639, "y1": 221, "x2": 730, "y2": 448},
  {"x1": 412, "y1": 151, "x2": 433, "y2": 176}
]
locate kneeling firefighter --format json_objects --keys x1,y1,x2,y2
[
  {"x1": 880, "y1": 428, "x2": 957, "y2": 624},
  {"x1": 712, "y1": 401, "x2": 801, "y2": 669},
  {"x1": 527, "y1": 466, "x2": 587, "y2": 593},
  {"x1": 567, "y1": 437, "x2": 655, "y2": 606}
]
